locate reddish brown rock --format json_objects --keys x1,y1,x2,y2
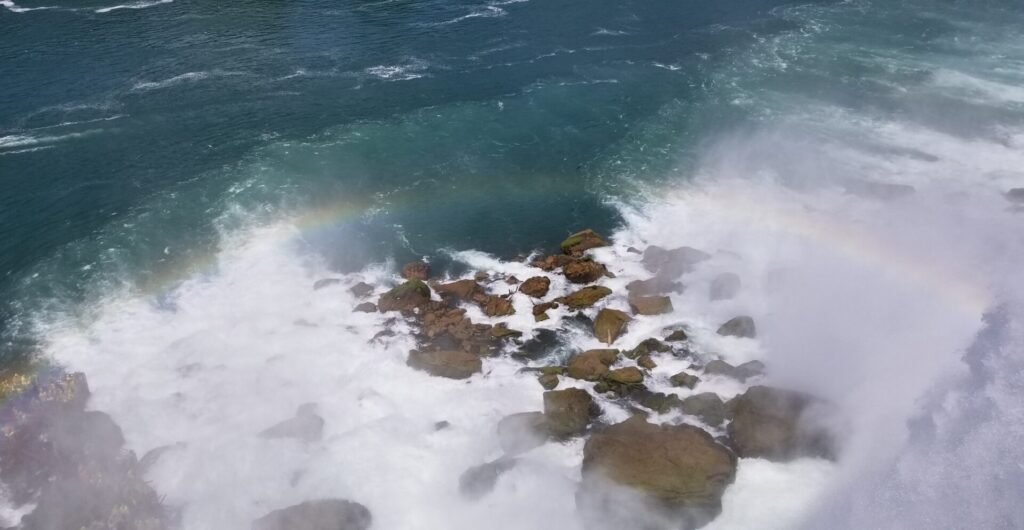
[
  {"x1": 628, "y1": 295, "x2": 673, "y2": 316},
  {"x1": 434, "y1": 279, "x2": 481, "y2": 301},
  {"x1": 560, "y1": 229, "x2": 609, "y2": 255},
  {"x1": 567, "y1": 349, "x2": 619, "y2": 381},
  {"x1": 520, "y1": 276, "x2": 551, "y2": 298},
  {"x1": 543, "y1": 388, "x2": 597, "y2": 437},
  {"x1": 557, "y1": 285, "x2": 612, "y2": 309},
  {"x1": 401, "y1": 261, "x2": 431, "y2": 280},
  {"x1": 594, "y1": 308, "x2": 631, "y2": 345},
  {"x1": 562, "y1": 259, "x2": 607, "y2": 284},
  {"x1": 407, "y1": 350, "x2": 482, "y2": 379},
  {"x1": 377, "y1": 280, "x2": 431, "y2": 313}
]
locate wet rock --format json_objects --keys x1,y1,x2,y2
[
  {"x1": 474, "y1": 271, "x2": 489, "y2": 282},
  {"x1": 567, "y1": 349, "x2": 619, "y2": 381},
  {"x1": 377, "y1": 279, "x2": 431, "y2": 312},
  {"x1": 642, "y1": 246, "x2": 711, "y2": 278},
  {"x1": 709, "y1": 273, "x2": 741, "y2": 301},
  {"x1": 560, "y1": 228, "x2": 609, "y2": 255},
  {"x1": 1007, "y1": 188, "x2": 1024, "y2": 203},
  {"x1": 531, "y1": 254, "x2": 576, "y2": 271},
  {"x1": 626, "y1": 277, "x2": 684, "y2": 297},
  {"x1": 626, "y1": 338, "x2": 670, "y2": 359},
  {"x1": 490, "y1": 322, "x2": 522, "y2": 339},
  {"x1": 418, "y1": 304, "x2": 498, "y2": 355},
  {"x1": 557, "y1": 285, "x2": 612, "y2": 309},
  {"x1": 497, "y1": 412, "x2": 548, "y2": 455},
  {"x1": 459, "y1": 458, "x2": 518, "y2": 500},
  {"x1": 716, "y1": 316, "x2": 756, "y2": 338},
  {"x1": 506, "y1": 275, "x2": 520, "y2": 284},
  {"x1": 727, "y1": 386, "x2": 835, "y2": 461},
  {"x1": 260, "y1": 404, "x2": 324, "y2": 442},
  {"x1": 532, "y1": 301, "x2": 558, "y2": 322},
  {"x1": 594, "y1": 308, "x2": 631, "y2": 345},
  {"x1": 538, "y1": 373, "x2": 559, "y2": 390},
  {"x1": 349, "y1": 282, "x2": 374, "y2": 298},
  {"x1": 252, "y1": 499, "x2": 371, "y2": 530},
  {"x1": 434, "y1": 279, "x2": 481, "y2": 301},
  {"x1": 670, "y1": 372, "x2": 700, "y2": 389},
  {"x1": 628, "y1": 295, "x2": 673, "y2": 315},
  {"x1": 637, "y1": 355, "x2": 657, "y2": 370},
  {"x1": 407, "y1": 350, "x2": 482, "y2": 379},
  {"x1": 313, "y1": 278, "x2": 341, "y2": 291},
  {"x1": 579, "y1": 416, "x2": 737, "y2": 530},
  {"x1": 626, "y1": 246, "x2": 642, "y2": 254},
  {"x1": 665, "y1": 329, "x2": 688, "y2": 342},
  {"x1": 543, "y1": 388, "x2": 596, "y2": 437},
  {"x1": 517, "y1": 328, "x2": 561, "y2": 359},
  {"x1": 401, "y1": 261, "x2": 431, "y2": 280},
  {"x1": 477, "y1": 294, "x2": 515, "y2": 317},
  {"x1": 680, "y1": 393, "x2": 726, "y2": 426},
  {"x1": 520, "y1": 276, "x2": 551, "y2": 298},
  {"x1": 605, "y1": 367, "x2": 643, "y2": 385},
  {"x1": 563, "y1": 258, "x2": 607, "y2": 284},
  {"x1": 703, "y1": 360, "x2": 764, "y2": 382},
  {"x1": 353, "y1": 302, "x2": 376, "y2": 313},
  {"x1": 434, "y1": 420, "x2": 451, "y2": 431},
  {"x1": 633, "y1": 389, "x2": 684, "y2": 413}
]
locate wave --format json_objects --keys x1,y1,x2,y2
[
  {"x1": 94, "y1": 0, "x2": 171, "y2": 13},
  {"x1": 364, "y1": 60, "x2": 430, "y2": 82},
  {"x1": 419, "y1": 5, "x2": 506, "y2": 27},
  {"x1": 0, "y1": 0, "x2": 56, "y2": 12},
  {"x1": 0, "y1": 130, "x2": 101, "y2": 150},
  {"x1": 130, "y1": 70, "x2": 245, "y2": 92}
]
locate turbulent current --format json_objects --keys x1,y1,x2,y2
[{"x1": 1, "y1": 0, "x2": 1023, "y2": 528}]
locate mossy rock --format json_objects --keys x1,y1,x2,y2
[
  {"x1": 378, "y1": 279, "x2": 431, "y2": 312},
  {"x1": 594, "y1": 308, "x2": 631, "y2": 345},
  {"x1": 560, "y1": 229, "x2": 609, "y2": 255},
  {"x1": 558, "y1": 285, "x2": 612, "y2": 309}
]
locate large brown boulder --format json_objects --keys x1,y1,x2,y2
[
  {"x1": 434, "y1": 279, "x2": 481, "y2": 301},
  {"x1": 477, "y1": 294, "x2": 515, "y2": 316},
  {"x1": 579, "y1": 417, "x2": 737, "y2": 530},
  {"x1": 401, "y1": 261, "x2": 430, "y2": 280},
  {"x1": 560, "y1": 229, "x2": 609, "y2": 255},
  {"x1": 418, "y1": 304, "x2": 497, "y2": 355},
  {"x1": 563, "y1": 259, "x2": 607, "y2": 284},
  {"x1": 726, "y1": 386, "x2": 835, "y2": 461},
  {"x1": 594, "y1": 308, "x2": 631, "y2": 345},
  {"x1": 605, "y1": 367, "x2": 643, "y2": 385},
  {"x1": 377, "y1": 279, "x2": 431, "y2": 312},
  {"x1": 558, "y1": 285, "x2": 612, "y2": 309},
  {"x1": 406, "y1": 350, "x2": 482, "y2": 379},
  {"x1": 252, "y1": 499, "x2": 371, "y2": 530},
  {"x1": 566, "y1": 349, "x2": 618, "y2": 381},
  {"x1": 628, "y1": 295, "x2": 673, "y2": 316},
  {"x1": 543, "y1": 388, "x2": 596, "y2": 437},
  {"x1": 519, "y1": 276, "x2": 551, "y2": 298}
]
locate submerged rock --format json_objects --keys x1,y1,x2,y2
[
  {"x1": 560, "y1": 228, "x2": 609, "y2": 255},
  {"x1": 709, "y1": 272, "x2": 741, "y2": 301},
  {"x1": 558, "y1": 285, "x2": 612, "y2": 309},
  {"x1": 497, "y1": 412, "x2": 549, "y2": 455},
  {"x1": 378, "y1": 279, "x2": 431, "y2": 312},
  {"x1": 563, "y1": 258, "x2": 607, "y2": 284},
  {"x1": 252, "y1": 499, "x2": 371, "y2": 530},
  {"x1": 703, "y1": 359, "x2": 764, "y2": 382},
  {"x1": 628, "y1": 295, "x2": 673, "y2": 316},
  {"x1": 407, "y1": 350, "x2": 482, "y2": 379},
  {"x1": 626, "y1": 338, "x2": 670, "y2": 359},
  {"x1": 680, "y1": 393, "x2": 726, "y2": 427},
  {"x1": 520, "y1": 276, "x2": 551, "y2": 298},
  {"x1": 716, "y1": 316, "x2": 756, "y2": 338},
  {"x1": 633, "y1": 389, "x2": 684, "y2": 413},
  {"x1": 353, "y1": 302, "x2": 376, "y2": 313},
  {"x1": 349, "y1": 282, "x2": 374, "y2": 298},
  {"x1": 642, "y1": 246, "x2": 711, "y2": 278},
  {"x1": 538, "y1": 373, "x2": 559, "y2": 390},
  {"x1": 543, "y1": 388, "x2": 597, "y2": 438},
  {"x1": 401, "y1": 261, "x2": 431, "y2": 280},
  {"x1": 579, "y1": 416, "x2": 737, "y2": 530},
  {"x1": 312, "y1": 278, "x2": 341, "y2": 291},
  {"x1": 567, "y1": 349, "x2": 619, "y2": 381},
  {"x1": 626, "y1": 277, "x2": 684, "y2": 297},
  {"x1": 594, "y1": 308, "x2": 631, "y2": 345},
  {"x1": 260, "y1": 404, "x2": 324, "y2": 442},
  {"x1": 727, "y1": 386, "x2": 835, "y2": 461},
  {"x1": 459, "y1": 458, "x2": 518, "y2": 500},
  {"x1": 1007, "y1": 188, "x2": 1024, "y2": 203}
]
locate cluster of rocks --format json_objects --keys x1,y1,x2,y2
[{"x1": 328, "y1": 227, "x2": 837, "y2": 529}]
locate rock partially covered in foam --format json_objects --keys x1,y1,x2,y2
[
  {"x1": 726, "y1": 385, "x2": 836, "y2": 461},
  {"x1": 709, "y1": 272, "x2": 741, "y2": 301},
  {"x1": 407, "y1": 349, "x2": 482, "y2": 379},
  {"x1": 594, "y1": 308, "x2": 631, "y2": 345},
  {"x1": 560, "y1": 228, "x2": 609, "y2": 255},
  {"x1": 566, "y1": 349, "x2": 618, "y2": 381},
  {"x1": 459, "y1": 458, "x2": 518, "y2": 500},
  {"x1": 252, "y1": 499, "x2": 371, "y2": 530},
  {"x1": 562, "y1": 258, "x2": 608, "y2": 284},
  {"x1": 260, "y1": 404, "x2": 324, "y2": 443},
  {"x1": 716, "y1": 315, "x2": 756, "y2": 338},
  {"x1": 377, "y1": 279, "x2": 431, "y2": 312},
  {"x1": 642, "y1": 245, "x2": 711, "y2": 278},
  {"x1": 543, "y1": 388, "x2": 597, "y2": 438},
  {"x1": 558, "y1": 285, "x2": 612, "y2": 309}
]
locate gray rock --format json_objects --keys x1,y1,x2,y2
[
  {"x1": 458, "y1": 458, "x2": 518, "y2": 500},
  {"x1": 252, "y1": 499, "x2": 371, "y2": 530},
  {"x1": 709, "y1": 273, "x2": 741, "y2": 301},
  {"x1": 716, "y1": 316, "x2": 756, "y2": 338},
  {"x1": 497, "y1": 412, "x2": 548, "y2": 455},
  {"x1": 260, "y1": 404, "x2": 324, "y2": 442},
  {"x1": 680, "y1": 393, "x2": 726, "y2": 426}
]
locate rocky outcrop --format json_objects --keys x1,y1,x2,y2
[
  {"x1": 709, "y1": 272, "x2": 741, "y2": 301},
  {"x1": 532, "y1": 301, "x2": 558, "y2": 322},
  {"x1": 579, "y1": 416, "x2": 737, "y2": 530},
  {"x1": 478, "y1": 294, "x2": 515, "y2": 317},
  {"x1": 418, "y1": 304, "x2": 497, "y2": 355},
  {"x1": 642, "y1": 246, "x2": 711, "y2": 278},
  {"x1": 594, "y1": 308, "x2": 631, "y2": 344},
  {"x1": 716, "y1": 316, "x2": 756, "y2": 338},
  {"x1": 401, "y1": 261, "x2": 430, "y2": 280},
  {"x1": 563, "y1": 258, "x2": 607, "y2": 284},
  {"x1": 557, "y1": 285, "x2": 612, "y2": 309},
  {"x1": 680, "y1": 393, "x2": 726, "y2": 426},
  {"x1": 605, "y1": 366, "x2": 643, "y2": 385},
  {"x1": 726, "y1": 386, "x2": 835, "y2": 461},
  {"x1": 434, "y1": 279, "x2": 481, "y2": 301},
  {"x1": 350, "y1": 282, "x2": 374, "y2": 298},
  {"x1": 532, "y1": 254, "x2": 576, "y2": 271},
  {"x1": 260, "y1": 404, "x2": 324, "y2": 442},
  {"x1": 560, "y1": 229, "x2": 609, "y2": 255},
  {"x1": 520, "y1": 276, "x2": 551, "y2": 298},
  {"x1": 628, "y1": 295, "x2": 673, "y2": 315},
  {"x1": 566, "y1": 349, "x2": 618, "y2": 381},
  {"x1": 703, "y1": 359, "x2": 764, "y2": 382},
  {"x1": 538, "y1": 372, "x2": 559, "y2": 389},
  {"x1": 378, "y1": 279, "x2": 431, "y2": 312},
  {"x1": 543, "y1": 388, "x2": 597, "y2": 437},
  {"x1": 252, "y1": 499, "x2": 371, "y2": 530},
  {"x1": 407, "y1": 350, "x2": 482, "y2": 379}
]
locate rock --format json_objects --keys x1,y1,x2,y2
[
  {"x1": 490, "y1": 322, "x2": 522, "y2": 339},
  {"x1": 435, "y1": 279, "x2": 481, "y2": 301},
  {"x1": 642, "y1": 246, "x2": 711, "y2": 278},
  {"x1": 497, "y1": 412, "x2": 548, "y2": 454},
  {"x1": 1006, "y1": 188, "x2": 1024, "y2": 203},
  {"x1": 680, "y1": 393, "x2": 726, "y2": 426},
  {"x1": 459, "y1": 458, "x2": 518, "y2": 500},
  {"x1": 727, "y1": 386, "x2": 835, "y2": 461},
  {"x1": 478, "y1": 294, "x2": 515, "y2": 316},
  {"x1": 474, "y1": 271, "x2": 489, "y2": 282},
  {"x1": 252, "y1": 499, "x2": 371, "y2": 530},
  {"x1": 349, "y1": 282, "x2": 374, "y2": 298},
  {"x1": 558, "y1": 285, "x2": 612, "y2": 309},
  {"x1": 538, "y1": 373, "x2": 559, "y2": 390},
  {"x1": 532, "y1": 254, "x2": 576, "y2": 271},
  {"x1": 626, "y1": 277, "x2": 685, "y2": 297},
  {"x1": 665, "y1": 329, "x2": 688, "y2": 342},
  {"x1": 709, "y1": 273, "x2": 741, "y2": 301},
  {"x1": 313, "y1": 278, "x2": 341, "y2": 291},
  {"x1": 703, "y1": 360, "x2": 764, "y2": 382},
  {"x1": 563, "y1": 259, "x2": 607, "y2": 284},
  {"x1": 377, "y1": 279, "x2": 431, "y2": 312},
  {"x1": 543, "y1": 388, "x2": 596, "y2": 437},
  {"x1": 532, "y1": 301, "x2": 558, "y2": 322},
  {"x1": 716, "y1": 316, "x2": 756, "y2": 338},
  {"x1": 567, "y1": 349, "x2": 618, "y2": 381},
  {"x1": 626, "y1": 338, "x2": 670, "y2": 359},
  {"x1": 605, "y1": 367, "x2": 643, "y2": 385},
  {"x1": 506, "y1": 275, "x2": 520, "y2": 284},
  {"x1": 401, "y1": 261, "x2": 430, "y2": 280},
  {"x1": 434, "y1": 421, "x2": 451, "y2": 431},
  {"x1": 520, "y1": 276, "x2": 551, "y2": 298},
  {"x1": 260, "y1": 404, "x2": 324, "y2": 442},
  {"x1": 637, "y1": 355, "x2": 657, "y2": 370},
  {"x1": 626, "y1": 246, "x2": 642, "y2": 254},
  {"x1": 560, "y1": 229, "x2": 609, "y2": 255},
  {"x1": 353, "y1": 302, "x2": 376, "y2": 313},
  {"x1": 628, "y1": 295, "x2": 673, "y2": 316},
  {"x1": 407, "y1": 350, "x2": 482, "y2": 379},
  {"x1": 579, "y1": 417, "x2": 737, "y2": 530},
  {"x1": 633, "y1": 389, "x2": 684, "y2": 413},
  {"x1": 594, "y1": 308, "x2": 631, "y2": 345},
  {"x1": 670, "y1": 372, "x2": 700, "y2": 389},
  {"x1": 418, "y1": 304, "x2": 498, "y2": 355}
]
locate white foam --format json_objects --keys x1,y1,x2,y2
[{"x1": 94, "y1": 0, "x2": 172, "y2": 13}]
